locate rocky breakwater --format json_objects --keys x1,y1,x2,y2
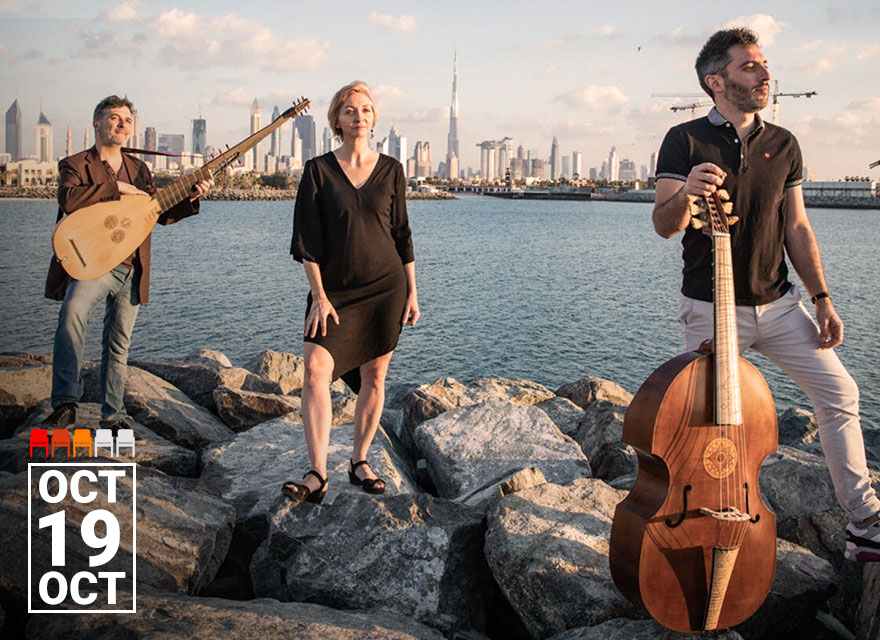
[{"x1": 1, "y1": 350, "x2": 878, "y2": 639}]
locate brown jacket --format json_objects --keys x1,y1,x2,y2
[{"x1": 45, "y1": 147, "x2": 199, "y2": 304}]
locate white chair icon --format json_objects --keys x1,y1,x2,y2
[
  {"x1": 94, "y1": 429, "x2": 115, "y2": 457},
  {"x1": 116, "y1": 429, "x2": 136, "y2": 457}
]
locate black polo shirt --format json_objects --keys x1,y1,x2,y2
[{"x1": 656, "y1": 108, "x2": 803, "y2": 305}]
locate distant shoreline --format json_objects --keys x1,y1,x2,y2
[
  {"x1": 486, "y1": 190, "x2": 880, "y2": 210},
  {"x1": 3, "y1": 186, "x2": 876, "y2": 208},
  {"x1": 0, "y1": 187, "x2": 456, "y2": 201}
]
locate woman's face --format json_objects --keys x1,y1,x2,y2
[{"x1": 337, "y1": 92, "x2": 375, "y2": 141}]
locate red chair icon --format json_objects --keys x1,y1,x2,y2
[
  {"x1": 29, "y1": 428, "x2": 49, "y2": 457},
  {"x1": 51, "y1": 429, "x2": 72, "y2": 456},
  {"x1": 72, "y1": 428, "x2": 93, "y2": 457}
]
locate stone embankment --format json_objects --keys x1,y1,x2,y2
[
  {"x1": 1, "y1": 349, "x2": 878, "y2": 639},
  {"x1": 0, "y1": 186, "x2": 455, "y2": 201}
]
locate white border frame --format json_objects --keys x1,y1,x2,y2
[{"x1": 27, "y1": 462, "x2": 137, "y2": 614}]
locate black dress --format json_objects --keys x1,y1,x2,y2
[{"x1": 291, "y1": 152, "x2": 414, "y2": 393}]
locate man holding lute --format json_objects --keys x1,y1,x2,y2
[{"x1": 43, "y1": 95, "x2": 213, "y2": 435}]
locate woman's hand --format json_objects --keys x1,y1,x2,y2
[
  {"x1": 402, "y1": 292, "x2": 420, "y2": 326},
  {"x1": 305, "y1": 295, "x2": 339, "y2": 337}
]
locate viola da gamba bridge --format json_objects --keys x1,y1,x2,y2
[{"x1": 609, "y1": 190, "x2": 778, "y2": 632}]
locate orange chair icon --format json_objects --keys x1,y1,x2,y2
[
  {"x1": 72, "y1": 428, "x2": 93, "y2": 457},
  {"x1": 51, "y1": 429, "x2": 71, "y2": 456},
  {"x1": 29, "y1": 428, "x2": 49, "y2": 457}
]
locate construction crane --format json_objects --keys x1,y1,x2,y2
[
  {"x1": 670, "y1": 102, "x2": 713, "y2": 119},
  {"x1": 654, "y1": 82, "x2": 816, "y2": 124},
  {"x1": 870, "y1": 159, "x2": 880, "y2": 170},
  {"x1": 770, "y1": 80, "x2": 817, "y2": 124}
]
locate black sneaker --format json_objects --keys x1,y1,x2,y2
[{"x1": 43, "y1": 402, "x2": 76, "y2": 428}]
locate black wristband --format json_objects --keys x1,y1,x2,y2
[{"x1": 811, "y1": 292, "x2": 831, "y2": 304}]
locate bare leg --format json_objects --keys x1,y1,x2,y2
[
  {"x1": 351, "y1": 351, "x2": 393, "y2": 483},
  {"x1": 297, "y1": 342, "x2": 334, "y2": 493}
]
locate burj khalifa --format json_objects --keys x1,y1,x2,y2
[{"x1": 445, "y1": 53, "x2": 460, "y2": 180}]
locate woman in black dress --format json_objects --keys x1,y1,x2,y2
[{"x1": 285, "y1": 81, "x2": 420, "y2": 502}]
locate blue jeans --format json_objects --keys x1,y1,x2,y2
[{"x1": 51, "y1": 265, "x2": 140, "y2": 423}]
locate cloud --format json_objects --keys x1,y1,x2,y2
[
  {"x1": 394, "y1": 108, "x2": 446, "y2": 125},
  {"x1": 99, "y1": 1, "x2": 139, "y2": 23},
  {"x1": 0, "y1": 44, "x2": 8, "y2": 55},
  {"x1": 588, "y1": 24, "x2": 619, "y2": 37},
  {"x1": 371, "y1": 84, "x2": 405, "y2": 105},
  {"x1": 848, "y1": 98, "x2": 880, "y2": 111},
  {"x1": 555, "y1": 85, "x2": 629, "y2": 110},
  {"x1": 0, "y1": 0, "x2": 21, "y2": 15},
  {"x1": 213, "y1": 86, "x2": 255, "y2": 106},
  {"x1": 367, "y1": 12, "x2": 417, "y2": 34},
  {"x1": 791, "y1": 58, "x2": 836, "y2": 75},
  {"x1": 719, "y1": 14, "x2": 787, "y2": 47},
  {"x1": 655, "y1": 25, "x2": 705, "y2": 47},
  {"x1": 152, "y1": 10, "x2": 330, "y2": 71},
  {"x1": 15, "y1": 48, "x2": 44, "y2": 61},
  {"x1": 73, "y1": 30, "x2": 145, "y2": 57},
  {"x1": 544, "y1": 65, "x2": 557, "y2": 75},
  {"x1": 857, "y1": 43, "x2": 880, "y2": 60}
]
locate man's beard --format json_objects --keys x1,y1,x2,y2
[{"x1": 723, "y1": 75, "x2": 769, "y2": 113}]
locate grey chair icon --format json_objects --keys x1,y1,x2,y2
[
  {"x1": 94, "y1": 429, "x2": 114, "y2": 456},
  {"x1": 116, "y1": 429, "x2": 136, "y2": 457}
]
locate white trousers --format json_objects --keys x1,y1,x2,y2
[{"x1": 678, "y1": 285, "x2": 880, "y2": 523}]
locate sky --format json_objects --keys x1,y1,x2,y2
[{"x1": 1, "y1": 0, "x2": 879, "y2": 180}]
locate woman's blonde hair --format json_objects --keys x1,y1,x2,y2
[{"x1": 327, "y1": 81, "x2": 377, "y2": 139}]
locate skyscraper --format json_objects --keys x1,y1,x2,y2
[
  {"x1": 269, "y1": 106, "x2": 281, "y2": 156},
  {"x1": 36, "y1": 111, "x2": 53, "y2": 163},
  {"x1": 445, "y1": 52, "x2": 460, "y2": 179},
  {"x1": 250, "y1": 99, "x2": 261, "y2": 170},
  {"x1": 550, "y1": 136, "x2": 561, "y2": 181},
  {"x1": 572, "y1": 151, "x2": 583, "y2": 179},
  {"x1": 292, "y1": 126, "x2": 303, "y2": 161},
  {"x1": 144, "y1": 127, "x2": 157, "y2": 152},
  {"x1": 65, "y1": 126, "x2": 72, "y2": 158},
  {"x1": 295, "y1": 114, "x2": 317, "y2": 163},
  {"x1": 322, "y1": 127, "x2": 333, "y2": 155},
  {"x1": 649, "y1": 151, "x2": 656, "y2": 179},
  {"x1": 192, "y1": 117, "x2": 207, "y2": 155},
  {"x1": 608, "y1": 146, "x2": 619, "y2": 182},
  {"x1": 130, "y1": 108, "x2": 141, "y2": 151},
  {"x1": 5, "y1": 99, "x2": 22, "y2": 161}
]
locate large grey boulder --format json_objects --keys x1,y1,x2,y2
[
  {"x1": 484, "y1": 479, "x2": 638, "y2": 638},
  {"x1": 25, "y1": 590, "x2": 447, "y2": 639},
  {"x1": 0, "y1": 356, "x2": 52, "y2": 436},
  {"x1": 200, "y1": 416, "x2": 418, "y2": 544},
  {"x1": 12, "y1": 400, "x2": 197, "y2": 477},
  {"x1": 251, "y1": 492, "x2": 489, "y2": 634},
  {"x1": 401, "y1": 377, "x2": 556, "y2": 446},
  {"x1": 858, "y1": 564, "x2": 880, "y2": 640},
  {"x1": 244, "y1": 349, "x2": 306, "y2": 394},
  {"x1": 129, "y1": 359, "x2": 281, "y2": 410},
  {"x1": 213, "y1": 386, "x2": 303, "y2": 431},
  {"x1": 733, "y1": 539, "x2": 836, "y2": 638},
  {"x1": 555, "y1": 376, "x2": 632, "y2": 410},
  {"x1": 0, "y1": 465, "x2": 234, "y2": 606},
  {"x1": 777, "y1": 407, "x2": 819, "y2": 449},
  {"x1": 413, "y1": 402, "x2": 591, "y2": 500},
  {"x1": 760, "y1": 445, "x2": 880, "y2": 629},
  {"x1": 575, "y1": 401, "x2": 636, "y2": 482},
  {"x1": 82, "y1": 364, "x2": 234, "y2": 450},
  {"x1": 460, "y1": 466, "x2": 548, "y2": 510},
  {"x1": 185, "y1": 348, "x2": 234, "y2": 368},
  {"x1": 535, "y1": 396, "x2": 584, "y2": 439},
  {"x1": 547, "y1": 618, "x2": 742, "y2": 640}
]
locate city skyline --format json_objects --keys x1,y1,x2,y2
[{"x1": 1, "y1": 1, "x2": 879, "y2": 180}]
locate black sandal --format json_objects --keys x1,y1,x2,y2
[
  {"x1": 282, "y1": 470, "x2": 328, "y2": 504},
  {"x1": 349, "y1": 459, "x2": 386, "y2": 495}
]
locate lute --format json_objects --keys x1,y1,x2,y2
[
  {"x1": 52, "y1": 98, "x2": 310, "y2": 280},
  {"x1": 609, "y1": 189, "x2": 778, "y2": 632}
]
